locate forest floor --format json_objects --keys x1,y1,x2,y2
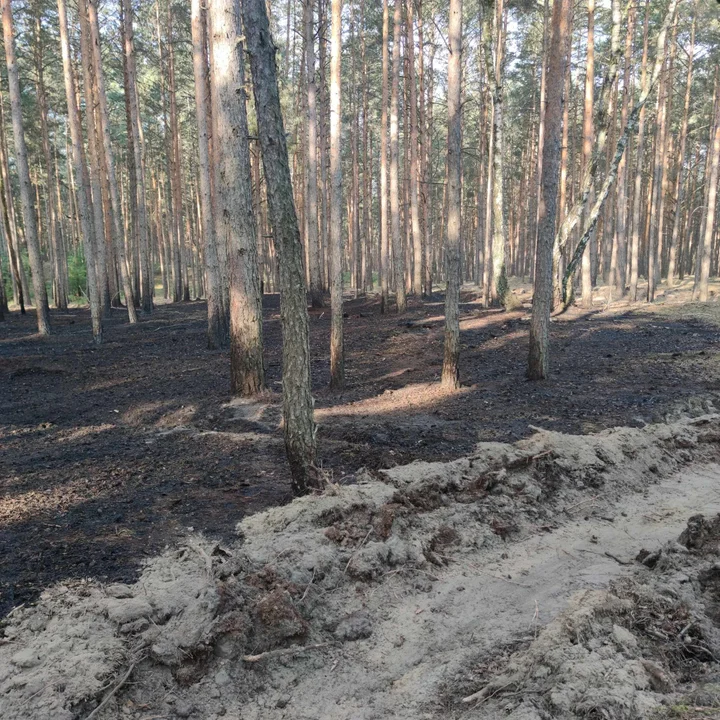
[{"x1": 2, "y1": 276, "x2": 720, "y2": 619}]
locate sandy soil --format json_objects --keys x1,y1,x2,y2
[{"x1": 3, "y1": 415, "x2": 720, "y2": 719}]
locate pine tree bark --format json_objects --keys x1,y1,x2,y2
[
  {"x1": 667, "y1": 0, "x2": 696, "y2": 286},
  {"x1": 441, "y1": 0, "x2": 462, "y2": 389},
  {"x1": 629, "y1": 0, "x2": 651, "y2": 302},
  {"x1": 390, "y1": 0, "x2": 406, "y2": 313},
  {"x1": 580, "y1": 0, "x2": 595, "y2": 309},
  {"x1": 329, "y1": 0, "x2": 344, "y2": 389},
  {"x1": 1, "y1": 0, "x2": 50, "y2": 335},
  {"x1": 528, "y1": 0, "x2": 570, "y2": 380},
  {"x1": 609, "y1": 5, "x2": 635, "y2": 299},
  {"x1": 694, "y1": 76, "x2": 720, "y2": 303},
  {"x1": 482, "y1": 0, "x2": 508, "y2": 307},
  {"x1": 57, "y1": 0, "x2": 103, "y2": 342},
  {"x1": 33, "y1": 8, "x2": 68, "y2": 311},
  {"x1": 167, "y1": 9, "x2": 186, "y2": 303},
  {"x1": 380, "y1": 0, "x2": 390, "y2": 313},
  {"x1": 79, "y1": 0, "x2": 111, "y2": 316},
  {"x1": 304, "y1": 0, "x2": 323, "y2": 308},
  {"x1": 561, "y1": 0, "x2": 679, "y2": 305},
  {"x1": 122, "y1": 0, "x2": 152, "y2": 313},
  {"x1": 209, "y1": 0, "x2": 265, "y2": 396},
  {"x1": 192, "y1": 0, "x2": 224, "y2": 346},
  {"x1": 242, "y1": 0, "x2": 319, "y2": 494},
  {"x1": 407, "y1": 0, "x2": 422, "y2": 297}
]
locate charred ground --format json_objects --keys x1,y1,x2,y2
[{"x1": 1, "y1": 288, "x2": 720, "y2": 615}]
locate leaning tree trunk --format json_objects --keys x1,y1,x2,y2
[
  {"x1": 580, "y1": 0, "x2": 595, "y2": 309},
  {"x1": 441, "y1": 0, "x2": 462, "y2": 390},
  {"x1": 57, "y1": 0, "x2": 103, "y2": 342},
  {"x1": 242, "y1": 0, "x2": 319, "y2": 495},
  {"x1": 209, "y1": 0, "x2": 265, "y2": 395},
  {"x1": 191, "y1": 0, "x2": 224, "y2": 347},
  {"x1": 527, "y1": 0, "x2": 570, "y2": 380},
  {"x1": 1, "y1": 0, "x2": 50, "y2": 335},
  {"x1": 561, "y1": 0, "x2": 680, "y2": 307},
  {"x1": 329, "y1": 0, "x2": 345, "y2": 389}
]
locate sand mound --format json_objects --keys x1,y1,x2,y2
[{"x1": 3, "y1": 415, "x2": 720, "y2": 719}]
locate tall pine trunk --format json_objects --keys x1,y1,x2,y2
[
  {"x1": 390, "y1": 0, "x2": 406, "y2": 312},
  {"x1": 192, "y1": 0, "x2": 225, "y2": 347},
  {"x1": 304, "y1": 0, "x2": 323, "y2": 308},
  {"x1": 441, "y1": 0, "x2": 462, "y2": 389},
  {"x1": 209, "y1": 0, "x2": 265, "y2": 395},
  {"x1": 380, "y1": 0, "x2": 390, "y2": 313},
  {"x1": 243, "y1": 0, "x2": 319, "y2": 494},
  {"x1": 57, "y1": 0, "x2": 102, "y2": 342},
  {"x1": 1, "y1": 0, "x2": 50, "y2": 335},
  {"x1": 528, "y1": 0, "x2": 570, "y2": 380},
  {"x1": 329, "y1": 0, "x2": 344, "y2": 389}
]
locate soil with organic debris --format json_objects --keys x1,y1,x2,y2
[
  {"x1": 4, "y1": 414, "x2": 720, "y2": 719},
  {"x1": 1, "y1": 282, "x2": 720, "y2": 620}
]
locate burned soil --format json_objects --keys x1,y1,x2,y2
[{"x1": 2, "y1": 290, "x2": 720, "y2": 616}]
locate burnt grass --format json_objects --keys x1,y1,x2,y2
[{"x1": 1, "y1": 290, "x2": 720, "y2": 616}]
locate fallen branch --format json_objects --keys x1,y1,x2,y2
[
  {"x1": 242, "y1": 642, "x2": 331, "y2": 663},
  {"x1": 83, "y1": 662, "x2": 136, "y2": 720}
]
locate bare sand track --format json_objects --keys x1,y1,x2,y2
[{"x1": 3, "y1": 416, "x2": 720, "y2": 719}]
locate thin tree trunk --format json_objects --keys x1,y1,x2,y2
[
  {"x1": 694, "y1": 76, "x2": 720, "y2": 303},
  {"x1": 580, "y1": 0, "x2": 595, "y2": 309},
  {"x1": 609, "y1": 5, "x2": 635, "y2": 299},
  {"x1": 1, "y1": 0, "x2": 50, "y2": 335},
  {"x1": 79, "y1": 0, "x2": 111, "y2": 316},
  {"x1": 243, "y1": 0, "x2": 319, "y2": 494},
  {"x1": 562, "y1": 0, "x2": 679, "y2": 305},
  {"x1": 407, "y1": 0, "x2": 422, "y2": 297},
  {"x1": 528, "y1": 0, "x2": 570, "y2": 380},
  {"x1": 667, "y1": 0, "x2": 696, "y2": 286},
  {"x1": 380, "y1": 0, "x2": 390, "y2": 313},
  {"x1": 329, "y1": 0, "x2": 344, "y2": 389},
  {"x1": 441, "y1": 0, "x2": 462, "y2": 389},
  {"x1": 304, "y1": 0, "x2": 323, "y2": 308},
  {"x1": 209, "y1": 0, "x2": 265, "y2": 395},
  {"x1": 390, "y1": 0, "x2": 406, "y2": 312},
  {"x1": 629, "y1": 0, "x2": 651, "y2": 302},
  {"x1": 481, "y1": 0, "x2": 507, "y2": 306},
  {"x1": 57, "y1": 0, "x2": 102, "y2": 342},
  {"x1": 167, "y1": 9, "x2": 186, "y2": 304},
  {"x1": 122, "y1": 0, "x2": 152, "y2": 313},
  {"x1": 33, "y1": 9, "x2": 68, "y2": 312},
  {"x1": 192, "y1": 0, "x2": 224, "y2": 346}
]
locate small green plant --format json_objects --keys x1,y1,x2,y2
[{"x1": 67, "y1": 250, "x2": 87, "y2": 302}]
